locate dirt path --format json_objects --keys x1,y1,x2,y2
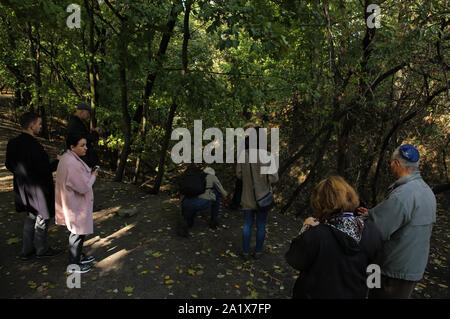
[{"x1": 0, "y1": 114, "x2": 448, "y2": 299}]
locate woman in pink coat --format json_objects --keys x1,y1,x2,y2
[{"x1": 55, "y1": 134, "x2": 97, "y2": 273}]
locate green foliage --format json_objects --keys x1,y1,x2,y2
[{"x1": 0, "y1": 0, "x2": 447, "y2": 201}]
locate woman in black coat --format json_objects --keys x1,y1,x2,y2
[{"x1": 285, "y1": 176, "x2": 382, "y2": 299}]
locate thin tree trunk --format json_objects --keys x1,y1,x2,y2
[
  {"x1": 27, "y1": 23, "x2": 48, "y2": 138},
  {"x1": 84, "y1": 0, "x2": 99, "y2": 129},
  {"x1": 132, "y1": 3, "x2": 180, "y2": 123},
  {"x1": 114, "y1": 24, "x2": 132, "y2": 182},
  {"x1": 150, "y1": 101, "x2": 178, "y2": 194}
]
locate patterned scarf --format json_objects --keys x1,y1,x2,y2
[{"x1": 326, "y1": 212, "x2": 365, "y2": 243}]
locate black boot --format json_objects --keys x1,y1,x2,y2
[{"x1": 177, "y1": 220, "x2": 189, "y2": 238}]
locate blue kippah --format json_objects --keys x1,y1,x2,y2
[{"x1": 399, "y1": 144, "x2": 419, "y2": 162}]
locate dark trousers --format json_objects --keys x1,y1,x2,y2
[
  {"x1": 368, "y1": 275, "x2": 417, "y2": 299},
  {"x1": 23, "y1": 213, "x2": 49, "y2": 256},
  {"x1": 68, "y1": 233, "x2": 86, "y2": 265},
  {"x1": 181, "y1": 189, "x2": 221, "y2": 227}
]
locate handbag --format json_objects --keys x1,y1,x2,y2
[{"x1": 249, "y1": 163, "x2": 275, "y2": 211}]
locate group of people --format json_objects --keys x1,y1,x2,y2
[
  {"x1": 6, "y1": 106, "x2": 437, "y2": 298},
  {"x1": 176, "y1": 137, "x2": 436, "y2": 299},
  {"x1": 6, "y1": 103, "x2": 102, "y2": 273},
  {"x1": 287, "y1": 144, "x2": 436, "y2": 299},
  {"x1": 178, "y1": 124, "x2": 278, "y2": 262}
]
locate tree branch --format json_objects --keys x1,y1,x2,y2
[{"x1": 103, "y1": 0, "x2": 125, "y2": 22}]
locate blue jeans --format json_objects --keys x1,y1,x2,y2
[
  {"x1": 182, "y1": 189, "x2": 221, "y2": 227},
  {"x1": 242, "y1": 209, "x2": 268, "y2": 254}
]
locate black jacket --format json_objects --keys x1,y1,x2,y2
[
  {"x1": 285, "y1": 221, "x2": 382, "y2": 299},
  {"x1": 5, "y1": 133, "x2": 58, "y2": 218},
  {"x1": 66, "y1": 115, "x2": 99, "y2": 168}
]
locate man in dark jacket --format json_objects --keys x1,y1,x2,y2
[
  {"x1": 5, "y1": 112, "x2": 61, "y2": 260},
  {"x1": 66, "y1": 102, "x2": 101, "y2": 168}
]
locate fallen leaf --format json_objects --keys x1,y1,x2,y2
[
  {"x1": 7, "y1": 237, "x2": 20, "y2": 245},
  {"x1": 124, "y1": 286, "x2": 134, "y2": 293}
]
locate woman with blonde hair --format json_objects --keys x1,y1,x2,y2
[{"x1": 285, "y1": 176, "x2": 382, "y2": 298}]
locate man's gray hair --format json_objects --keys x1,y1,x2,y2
[{"x1": 392, "y1": 146, "x2": 419, "y2": 170}]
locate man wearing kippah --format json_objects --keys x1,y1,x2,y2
[
  {"x1": 66, "y1": 102, "x2": 102, "y2": 168},
  {"x1": 359, "y1": 144, "x2": 436, "y2": 298}
]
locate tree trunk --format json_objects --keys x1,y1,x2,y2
[
  {"x1": 27, "y1": 23, "x2": 48, "y2": 138},
  {"x1": 132, "y1": 3, "x2": 180, "y2": 123},
  {"x1": 150, "y1": 102, "x2": 178, "y2": 194},
  {"x1": 84, "y1": 0, "x2": 99, "y2": 129},
  {"x1": 114, "y1": 25, "x2": 132, "y2": 182}
]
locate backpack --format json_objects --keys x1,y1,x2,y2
[{"x1": 179, "y1": 169, "x2": 207, "y2": 198}]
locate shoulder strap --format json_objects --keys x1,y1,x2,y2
[{"x1": 248, "y1": 163, "x2": 259, "y2": 202}]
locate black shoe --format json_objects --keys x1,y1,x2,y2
[
  {"x1": 177, "y1": 221, "x2": 189, "y2": 238},
  {"x1": 209, "y1": 220, "x2": 219, "y2": 230},
  {"x1": 36, "y1": 248, "x2": 62, "y2": 259},
  {"x1": 80, "y1": 254, "x2": 95, "y2": 265},
  {"x1": 67, "y1": 263, "x2": 92, "y2": 274},
  {"x1": 177, "y1": 228, "x2": 189, "y2": 238},
  {"x1": 20, "y1": 250, "x2": 36, "y2": 261},
  {"x1": 253, "y1": 252, "x2": 263, "y2": 260},
  {"x1": 241, "y1": 252, "x2": 251, "y2": 261}
]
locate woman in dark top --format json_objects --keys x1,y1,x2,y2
[{"x1": 285, "y1": 176, "x2": 382, "y2": 299}]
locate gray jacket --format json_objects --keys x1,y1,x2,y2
[
  {"x1": 366, "y1": 171, "x2": 436, "y2": 281},
  {"x1": 198, "y1": 174, "x2": 228, "y2": 202}
]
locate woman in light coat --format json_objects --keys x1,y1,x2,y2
[
  {"x1": 236, "y1": 128, "x2": 278, "y2": 259},
  {"x1": 55, "y1": 134, "x2": 97, "y2": 273}
]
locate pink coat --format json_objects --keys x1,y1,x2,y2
[{"x1": 55, "y1": 151, "x2": 96, "y2": 235}]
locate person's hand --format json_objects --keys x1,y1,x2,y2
[
  {"x1": 93, "y1": 169, "x2": 98, "y2": 177},
  {"x1": 94, "y1": 127, "x2": 102, "y2": 135},
  {"x1": 303, "y1": 217, "x2": 319, "y2": 227},
  {"x1": 356, "y1": 207, "x2": 369, "y2": 216},
  {"x1": 299, "y1": 217, "x2": 319, "y2": 235},
  {"x1": 56, "y1": 155, "x2": 61, "y2": 161}
]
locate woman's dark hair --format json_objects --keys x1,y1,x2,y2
[
  {"x1": 66, "y1": 134, "x2": 87, "y2": 149},
  {"x1": 19, "y1": 112, "x2": 39, "y2": 129}
]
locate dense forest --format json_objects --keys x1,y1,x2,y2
[{"x1": 0, "y1": 0, "x2": 448, "y2": 216}]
